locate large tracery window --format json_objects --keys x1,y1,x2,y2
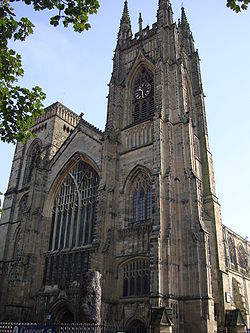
[
  {"x1": 132, "y1": 66, "x2": 154, "y2": 124},
  {"x1": 122, "y1": 258, "x2": 150, "y2": 297},
  {"x1": 131, "y1": 173, "x2": 152, "y2": 223},
  {"x1": 43, "y1": 160, "x2": 99, "y2": 286},
  {"x1": 49, "y1": 160, "x2": 99, "y2": 251}
]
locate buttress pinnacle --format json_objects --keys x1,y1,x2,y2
[
  {"x1": 179, "y1": 6, "x2": 194, "y2": 53},
  {"x1": 181, "y1": 6, "x2": 190, "y2": 33}
]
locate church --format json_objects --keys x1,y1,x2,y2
[{"x1": 0, "y1": 1, "x2": 249, "y2": 332}]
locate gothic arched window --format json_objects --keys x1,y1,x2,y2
[
  {"x1": 132, "y1": 66, "x2": 154, "y2": 124},
  {"x1": 43, "y1": 160, "x2": 99, "y2": 286},
  {"x1": 238, "y1": 244, "x2": 247, "y2": 270},
  {"x1": 23, "y1": 140, "x2": 41, "y2": 185},
  {"x1": 122, "y1": 258, "x2": 149, "y2": 297},
  {"x1": 130, "y1": 173, "x2": 152, "y2": 223},
  {"x1": 48, "y1": 160, "x2": 99, "y2": 251}
]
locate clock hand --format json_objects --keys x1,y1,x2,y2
[{"x1": 139, "y1": 87, "x2": 144, "y2": 98}]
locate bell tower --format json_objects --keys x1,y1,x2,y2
[
  {"x1": 0, "y1": 1, "x2": 249, "y2": 330},
  {"x1": 98, "y1": 1, "x2": 224, "y2": 332}
]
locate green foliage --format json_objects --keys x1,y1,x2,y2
[
  {"x1": 13, "y1": 0, "x2": 100, "y2": 32},
  {"x1": 0, "y1": 0, "x2": 99, "y2": 144},
  {"x1": 227, "y1": 0, "x2": 249, "y2": 12},
  {"x1": 0, "y1": 2, "x2": 46, "y2": 143}
]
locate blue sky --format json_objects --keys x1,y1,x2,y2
[{"x1": 0, "y1": 0, "x2": 249, "y2": 238}]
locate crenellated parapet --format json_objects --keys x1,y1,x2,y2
[{"x1": 33, "y1": 101, "x2": 80, "y2": 128}]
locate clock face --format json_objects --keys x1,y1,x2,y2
[{"x1": 135, "y1": 82, "x2": 151, "y2": 99}]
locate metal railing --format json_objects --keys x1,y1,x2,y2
[{"x1": 0, "y1": 323, "x2": 154, "y2": 333}]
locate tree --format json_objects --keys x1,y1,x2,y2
[
  {"x1": 0, "y1": 0, "x2": 99, "y2": 144},
  {"x1": 227, "y1": 0, "x2": 249, "y2": 12}
]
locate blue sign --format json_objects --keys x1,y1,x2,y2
[{"x1": 12, "y1": 325, "x2": 55, "y2": 333}]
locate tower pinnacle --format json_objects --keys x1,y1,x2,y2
[
  {"x1": 118, "y1": 0, "x2": 132, "y2": 45},
  {"x1": 179, "y1": 6, "x2": 194, "y2": 53},
  {"x1": 181, "y1": 6, "x2": 191, "y2": 34},
  {"x1": 157, "y1": 0, "x2": 173, "y2": 27},
  {"x1": 158, "y1": 0, "x2": 170, "y2": 9},
  {"x1": 121, "y1": 0, "x2": 130, "y2": 25},
  {"x1": 138, "y1": 12, "x2": 143, "y2": 34}
]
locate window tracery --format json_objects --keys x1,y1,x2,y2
[
  {"x1": 129, "y1": 172, "x2": 152, "y2": 224},
  {"x1": 43, "y1": 160, "x2": 99, "y2": 286},
  {"x1": 49, "y1": 160, "x2": 99, "y2": 251},
  {"x1": 132, "y1": 67, "x2": 154, "y2": 124},
  {"x1": 122, "y1": 258, "x2": 149, "y2": 297}
]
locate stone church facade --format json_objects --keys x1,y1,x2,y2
[{"x1": 0, "y1": 1, "x2": 249, "y2": 332}]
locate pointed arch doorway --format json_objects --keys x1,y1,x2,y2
[
  {"x1": 127, "y1": 319, "x2": 147, "y2": 333},
  {"x1": 50, "y1": 300, "x2": 75, "y2": 323}
]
